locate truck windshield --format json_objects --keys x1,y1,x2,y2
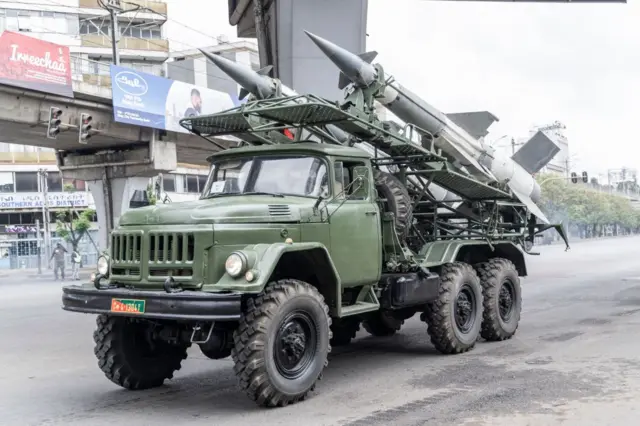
[{"x1": 203, "y1": 155, "x2": 329, "y2": 198}]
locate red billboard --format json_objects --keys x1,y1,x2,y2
[{"x1": 0, "y1": 31, "x2": 73, "y2": 98}]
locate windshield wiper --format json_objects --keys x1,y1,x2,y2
[
  {"x1": 202, "y1": 191, "x2": 285, "y2": 199},
  {"x1": 243, "y1": 191, "x2": 285, "y2": 198}
]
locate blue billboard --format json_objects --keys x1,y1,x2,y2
[{"x1": 110, "y1": 65, "x2": 243, "y2": 134}]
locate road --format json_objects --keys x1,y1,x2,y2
[{"x1": 2, "y1": 236, "x2": 640, "y2": 426}]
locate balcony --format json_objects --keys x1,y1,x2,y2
[
  {"x1": 79, "y1": 0, "x2": 168, "y2": 15},
  {"x1": 80, "y1": 35, "x2": 169, "y2": 52}
]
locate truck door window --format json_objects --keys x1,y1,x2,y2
[{"x1": 334, "y1": 160, "x2": 367, "y2": 201}]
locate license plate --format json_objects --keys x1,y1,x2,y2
[{"x1": 111, "y1": 298, "x2": 146, "y2": 314}]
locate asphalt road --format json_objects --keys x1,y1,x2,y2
[{"x1": 2, "y1": 236, "x2": 640, "y2": 426}]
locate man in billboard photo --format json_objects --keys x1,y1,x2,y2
[{"x1": 184, "y1": 88, "x2": 202, "y2": 117}]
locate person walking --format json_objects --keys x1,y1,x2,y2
[
  {"x1": 71, "y1": 248, "x2": 81, "y2": 280},
  {"x1": 50, "y1": 242, "x2": 67, "y2": 281}
]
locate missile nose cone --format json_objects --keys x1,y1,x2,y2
[
  {"x1": 198, "y1": 49, "x2": 274, "y2": 99},
  {"x1": 304, "y1": 30, "x2": 376, "y2": 87}
]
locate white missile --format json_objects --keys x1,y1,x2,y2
[
  {"x1": 199, "y1": 49, "x2": 459, "y2": 205},
  {"x1": 304, "y1": 30, "x2": 549, "y2": 223}
]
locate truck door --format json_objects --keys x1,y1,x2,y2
[{"x1": 327, "y1": 160, "x2": 382, "y2": 287}]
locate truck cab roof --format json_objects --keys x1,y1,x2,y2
[{"x1": 206, "y1": 142, "x2": 370, "y2": 163}]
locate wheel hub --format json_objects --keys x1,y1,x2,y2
[
  {"x1": 274, "y1": 311, "x2": 317, "y2": 379},
  {"x1": 498, "y1": 280, "x2": 515, "y2": 321},
  {"x1": 455, "y1": 285, "x2": 477, "y2": 333}
]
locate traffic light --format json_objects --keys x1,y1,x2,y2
[
  {"x1": 570, "y1": 171, "x2": 577, "y2": 184},
  {"x1": 46, "y1": 107, "x2": 62, "y2": 139},
  {"x1": 582, "y1": 171, "x2": 588, "y2": 183},
  {"x1": 79, "y1": 113, "x2": 93, "y2": 144}
]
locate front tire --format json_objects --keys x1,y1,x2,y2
[
  {"x1": 475, "y1": 258, "x2": 522, "y2": 341},
  {"x1": 232, "y1": 279, "x2": 331, "y2": 407},
  {"x1": 422, "y1": 262, "x2": 483, "y2": 354},
  {"x1": 93, "y1": 315, "x2": 189, "y2": 390}
]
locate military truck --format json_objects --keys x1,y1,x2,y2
[{"x1": 62, "y1": 86, "x2": 566, "y2": 407}]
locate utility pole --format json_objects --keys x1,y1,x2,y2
[
  {"x1": 105, "y1": 0, "x2": 122, "y2": 65},
  {"x1": 39, "y1": 169, "x2": 51, "y2": 268}
]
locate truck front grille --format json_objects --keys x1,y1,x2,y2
[
  {"x1": 112, "y1": 233, "x2": 142, "y2": 262},
  {"x1": 110, "y1": 231, "x2": 197, "y2": 280},
  {"x1": 149, "y1": 232, "x2": 195, "y2": 262}
]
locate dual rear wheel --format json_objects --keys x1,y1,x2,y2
[{"x1": 422, "y1": 259, "x2": 522, "y2": 354}]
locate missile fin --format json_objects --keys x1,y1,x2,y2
[
  {"x1": 256, "y1": 65, "x2": 273, "y2": 76},
  {"x1": 445, "y1": 111, "x2": 499, "y2": 140},
  {"x1": 238, "y1": 87, "x2": 250, "y2": 100},
  {"x1": 511, "y1": 130, "x2": 561, "y2": 174},
  {"x1": 337, "y1": 51, "x2": 379, "y2": 89},
  {"x1": 359, "y1": 51, "x2": 378, "y2": 64},
  {"x1": 510, "y1": 187, "x2": 550, "y2": 224},
  {"x1": 338, "y1": 72, "x2": 351, "y2": 90}
]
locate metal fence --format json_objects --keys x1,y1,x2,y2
[{"x1": 0, "y1": 232, "x2": 100, "y2": 270}]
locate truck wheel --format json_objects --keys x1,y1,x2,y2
[
  {"x1": 475, "y1": 258, "x2": 522, "y2": 341},
  {"x1": 232, "y1": 279, "x2": 331, "y2": 407},
  {"x1": 93, "y1": 314, "x2": 189, "y2": 390},
  {"x1": 423, "y1": 262, "x2": 483, "y2": 354},
  {"x1": 374, "y1": 169, "x2": 413, "y2": 240},
  {"x1": 362, "y1": 311, "x2": 404, "y2": 337},
  {"x1": 330, "y1": 318, "x2": 360, "y2": 346}
]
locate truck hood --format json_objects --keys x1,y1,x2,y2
[{"x1": 118, "y1": 195, "x2": 315, "y2": 226}]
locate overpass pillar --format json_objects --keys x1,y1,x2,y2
[
  {"x1": 57, "y1": 135, "x2": 177, "y2": 252},
  {"x1": 247, "y1": 0, "x2": 368, "y2": 101}
]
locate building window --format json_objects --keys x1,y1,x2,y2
[
  {"x1": 66, "y1": 179, "x2": 86, "y2": 191},
  {"x1": 198, "y1": 175, "x2": 207, "y2": 192},
  {"x1": 0, "y1": 172, "x2": 14, "y2": 193},
  {"x1": 14, "y1": 172, "x2": 38, "y2": 192},
  {"x1": 184, "y1": 175, "x2": 199, "y2": 193},
  {"x1": 163, "y1": 175, "x2": 176, "y2": 192},
  {"x1": 47, "y1": 172, "x2": 63, "y2": 192}
]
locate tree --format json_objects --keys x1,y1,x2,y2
[
  {"x1": 147, "y1": 183, "x2": 157, "y2": 205},
  {"x1": 536, "y1": 172, "x2": 640, "y2": 239},
  {"x1": 55, "y1": 183, "x2": 96, "y2": 251}
]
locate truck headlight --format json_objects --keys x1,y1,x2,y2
[
  {"x1": 225, "y1": 252, "x2": 247, "y2": 278},
  {"x1": 97, "y1": 255, "x2": 110, "y2": 276}
]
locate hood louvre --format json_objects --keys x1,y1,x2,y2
[{"x1": 268, "y1": 204, "x2": 291, "y2": 216}]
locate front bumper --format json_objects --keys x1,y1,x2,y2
[{"x1": 62, "y1": 285, "x2": 242, "y2": 321}]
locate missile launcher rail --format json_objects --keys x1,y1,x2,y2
[{"x1": 182, "y1": 93, "x2": 567, "y2": 253}]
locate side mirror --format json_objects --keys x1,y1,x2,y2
[{"x1": 350, "y1": 166, "x2": 370, "y2": 200}]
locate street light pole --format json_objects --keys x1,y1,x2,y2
[{"x1": 106, "y1": 0, "x2": 122, "y2": 65}]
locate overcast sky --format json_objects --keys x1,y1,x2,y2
[{"x1": 164, "y1": 0, "x2": 639, "y2": 178}]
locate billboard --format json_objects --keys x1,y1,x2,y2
[
  {"x1": 0, "y1": 31, "x2": 73, "y2": 98},
  {"x1": 110, "y1": 65, "x2": 242, "y2": 134}
]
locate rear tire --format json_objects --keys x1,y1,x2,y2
[
  {"x1": 475, "y1": 258, "x2": 522, "y2": 341},
  {"x1": 422, "y1": 262, "x2": 483, "y2": 354},
  {"x1": 93, "y1": 315, "x2": 189, "y2": 390},
  {"x1": 231, "y1": 279, "x2": 331, "y2": 407}
]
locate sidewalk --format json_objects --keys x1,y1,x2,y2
[
  {"x1": 0, "y1": 266, "x2": 96, "y2": 279},
  {"x1": 545, "y1": 233, "x2": 639, "y2": 246}
]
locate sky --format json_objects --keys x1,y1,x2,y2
[{"x1": 163, "y1": 0, "x2": 640, "y2": 178}]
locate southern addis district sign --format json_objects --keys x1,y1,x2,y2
[{"x1": 0, "y1": 192, "x2": 91, "y2": 210}]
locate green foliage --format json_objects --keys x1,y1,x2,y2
[
  {"x1": 536, "y1": 173, "x2": 640, "y2": 232},
  {"x1": 55, "y1": 184, "x2": 95, "y2": 250},
  {"x1": 147, "y1": 183, "x2": 157, "y2": 205}
]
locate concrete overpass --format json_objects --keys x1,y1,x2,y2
[{"x1": 0, "y1": 69, "x2": 234, "y2": 249}]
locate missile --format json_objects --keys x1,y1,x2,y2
[
  {"x1": 200, "y1": 49, "x2": 459, "y2": 205},
  {"x1": 304, "y1": 30, "x2": 549, "y2": 223}
]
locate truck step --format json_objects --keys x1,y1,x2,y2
[{"x1": 340, "y1": 301, "x2": 380, "y2": 317}]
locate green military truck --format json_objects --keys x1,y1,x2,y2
[{"x1": 62, "y1": 94, "x2": 563, "y2": 408}]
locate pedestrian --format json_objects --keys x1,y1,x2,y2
[
  {"x1": 71, "y1": 248, "x2": 81, "y2": 280},
  {"x1": 50, "y1": 242, "x2": 67, "y2": 281}
]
